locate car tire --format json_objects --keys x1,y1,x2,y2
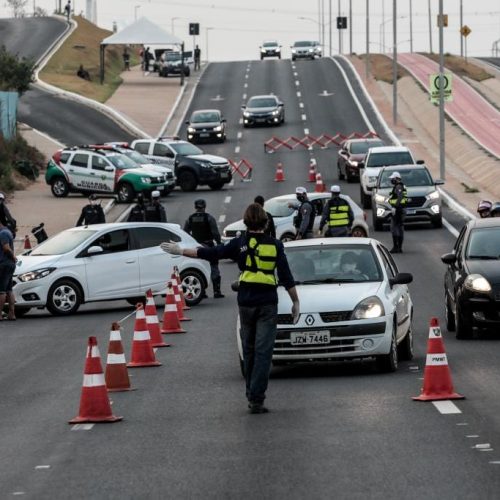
[
  {"x1": 14, "y1": 306, "x2": 31, "y2": 318},
  {"x1": 445, "y1": 292, "x2": 456, "y2": 332},
  {"x1": 177, "y1": 170, "x2": 198, "y2": 192},
  {"x1": 180, "y1": 268, "x2": 206, "y2": 306},
  {"x1": 280, "y1": 232, "x2": 296, "y2": 242},
  {"x1": 346, "y1": 170, "x2": 355, "y2": 183},
  {"x1": 116, "y1": 182, "x2": 135, "y2": 203},
  {"x1": 376, "y1": 324, "x2": 398, "y2": 373},
  {"x1": 351, "y1": 226, "x2": 367, "y2": 238},
  {"x1": 46, "y1": 279, "x2": 82, "y2": 316},
  {"x1": 361, "y1": 187, "x2": 372, "y2": 210},
  {"x1": 337, "y1": 162, "x2": 345, "y2": 180},
  {"x1": 398, "y1": 325, "x2": 414, "y2": 361},
  {"x1": 292, "y1": 57, "x2": 296, "y2": 61},
  {"x1": 260, "y1": 55, "x2": 264, "y2": 60},
  {"x1": 432, "y1": 215, "x2": 443, "y2": 228},
  {"x1": 455, "y1": 303, "x2": 473, "y2": 339},
  {"x1": 51, "y1": 177, "x2": 69, "y2": 198}
]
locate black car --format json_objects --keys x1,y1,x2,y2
[
  {"x1": 242, "y1": 95, "x2": 285, "y2": 127},
  {"x1": 442, "y1": 218, "x2": 500, "y2": 339},
  {"x1": 186, "y1": 109, "x2": 226, "y2": 143}
]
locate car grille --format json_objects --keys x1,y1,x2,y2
[
  {"x1": 212, "y1": 163, "x2": 230, "y2": 171},
  {"x1": 319, "y1": 311, "x2": 352, "y2": 322},
  {"x1": 274, "y1": 339, "x2": 358, "y2": 355},
  {"x1": 151, "y1": 176, "x2": 166, "y2": 183},
  {"x1": 406, "y1": 196, "x2": 426, "y2": 208},
  {"x1": 277, "y1": 314, "x2": 294, "y2": 324}
]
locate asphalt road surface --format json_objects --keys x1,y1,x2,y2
[
  {"x1": 3, "y1": 56, "x2": 500, "y2": 499},
  {"x1": 0, "y1": 17, "x2": 134, "y2": 145}
]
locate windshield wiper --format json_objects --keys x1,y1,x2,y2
[
  {"x1": 468, "y1": 255, "x2": 500, "y2": 260},
  {"x1": 295, "y1": 278, "x2": 355, "y2": 284}
]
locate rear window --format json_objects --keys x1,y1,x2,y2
[
  {"x1": 131, "y1": 227, "x2": 181, "y2": 249},
  {"x1": 350, "y1": 140, "x2": 385, "y2": 155},
  {"x1": 366, "y1": 152, "x2": 413, "y2": 168}
]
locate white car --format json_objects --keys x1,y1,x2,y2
[
  {"x1": 237, "y1": 238, "x2": 414, "y2": 373},
  {"x1": 222, "y1": 192, "x2": 369, "y2": 242},
  {"x1": 13, "y1": 223, "x2": 211, "y2": 316}
]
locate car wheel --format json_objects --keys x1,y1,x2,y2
[
  {"x1": 346, "y1": 170, "x2": 355, "y2": 183},
  {"x1": 432, "y1": 215, "x2": 443, "y2": 228},
  {"x1": 51, "y1": 177, "x2": 69, "y2": 198},
  {"x1": 116, "y1": 182, "x2": 135, "y2": 203},
  {"x1": 398, "y1": 324, "x2": 414, "y2": 361},
  {"x1": 14, "y1": 306, "x2": 31, "y2": 317},
  {"x1": 209, "y1": 182, "x2": 224, "y2": 191},
  {"x1": 445, "y1": 292, "x2": 456, "y2": 332},
  {"x1": 177, "y1": 170, "x2": 198, "y2": 192},
  {"x1": 280, "y1": 232, "x2": 296, "y2": 242},
  {"x1": 337, "y1": 162, "x2": 345, "y2": 180},
  {"x1": 46, "y1": 279, "x2": 82, "y2": 316},
  {"x1": 292, "y1": 57, "x2": 296, "y2": 61},
  {"x1": 376, "y1": 324, "x2": 398, "y2": 372},
  {"x1": 455, "y1": 303, "x2": 473, "y2": 339},
  {"x1": 260, "y1": 55, "x2": 264, "y2": 60},
  {"x1": 351, "y1": 226, "x2": 367, "y2": 238},
  {"x1": 180, "y1": 269, "x2": 205, "y2": 306}
]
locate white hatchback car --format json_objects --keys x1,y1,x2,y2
[
  {"x1": 222, "y1": 193, "x2": 369, "y2": 242},
  {"x1": 13, "y1": 223, "x2": 211, "y2": 316},
  {"x1": 237, "y1": 238, "x2": 414, "y2": 373}
]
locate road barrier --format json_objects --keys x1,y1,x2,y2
[
  {"x1": 229, "y1": 159, "x2": 253, "y2": 182},
  {"x1": 264, "y1": 132, "x2": 379, "y2": 154}
]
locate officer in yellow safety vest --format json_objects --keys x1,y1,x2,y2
[
  {"x1": 160, "y1": 203, "x2": 299, "y2": 415},
  {"x1": 388, "y1": 171, "x2": 408, "y2": 253},
  {"x1": 319, "y1": 185, "x2": 354, "y2": 237}
]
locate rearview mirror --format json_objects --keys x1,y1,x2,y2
[
  {"x1": 87, "y1": 246, "x2": 103, "y2": 255},
  {"x1": 389, "y1": 272, "x2": 413, "y2": 287},
  {"x1": 434, "y1": 179, "x2": 445, "y2": 185},
  {"x1": 441, "y1": 252, "x2": 456, "y2": 265},
  {"x1": 221, "y1": 118, "x2": 226, "y2": 123},
  {"x1": 416, "y1": 160, "x2": 425, "y2": 165}
]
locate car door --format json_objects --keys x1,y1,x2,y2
[
  {"x1": 90, "y1": 154, "x2": 115, "y2": 194},
  {"x1": 338, "y1": 141, "x2": 349, "y2": 174},
  {"x1": 311, "y1": 198, "x2": 325, "y2": 232},
  {"x1": 151, "y1": 143, "x2": 176, "y2": 168},
  {"x1": 82, "y1": 228, "x2": 140, "y2": 300},
  {"x1": 130, "y1": 226, "x2": 182, "y2": 293},
  {"x1": 446, "y1": 226, "x2": 467, "y2": 313},
  {"x1": 67, "y1": 153, "x2": 91, "y2": 191}
]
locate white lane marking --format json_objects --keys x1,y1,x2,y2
[
  {"x1": 219, "y1": 215, "x2": 226, "y2": 223},
  {"x1": 489, "y1": 461, "x2": 500, "y2": 464},
  {"x1": 224, "y1": 196, "x2": 232, "y2": 204},
  {"x1": 442, "y1": 218, "x2": 459, "y2": 238},
  {"x1": 409, "y1": 365, "x2": 420, "y2": 371},
  {"x1": 245, "y1": 74, "x2": 249, "y2": 79},
  {"x1": 242, "y1": 94, "x2": 247, "y2": 100},
  {"x1": 235, "y1": 146, "x2": 240, "y2": 154},
  {"x1": 244, "y1": 83, "x2": 248, "y2": 88},
  {"x1": 297, "y1": 91, "x2": 301, "y2": 97},
  {"x1": 293, "y1": 72, "x2": 298, "y2": 77},
  {"x1": 239, "y1": 118, "x2": 243, "y2": 124},
  {"x1": 457, "y1": 422, "x2": 469, "y2": 426},
  {"x1": 466, "y1": 435, "x2": 480, "y2": 438},
  {"x1": 228, "y1": 179, "x2": 234, "y2": 186},
  {"x1": 301, "y1": 114, "x2": 307, "y2": 121},
  {"x1": 304, "y1": 128, "x2": 309, "y2": 135},
  {"x1": 295, "y1": 80, "x2": 300, "y2": 86},
  {"x1": 299, "y1": 102, "x2": 304, "y2": 108},
  {"x1": 12, "y1": 492, "x2": 26, "y2": 496},
  {"x1": 237, "y1": 132, "x2": 242, "y2": 139},
  {"x1": 71, "y1": 423, "x2": 94, "y2": 431},
  {"x1": 480, "y1": 449, "x2": 494, "y2": 452},
  {"x1": 432, "y1": 400, "x2": 462, "y2": 414},
  {"x1": 35, "y1": 465, "x2": 51, "y2": 470},
  {"x1": 473, "y1": 443, "x2": 492, "y2": 449}
]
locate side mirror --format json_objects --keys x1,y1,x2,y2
[
  {"x1": 278, "y1": 103, "x2": 284, "y2": 107},
  {"x1": 185, "y1": 121, "x2": 190, "y2": 125},
  {"x1": 389, "y1": 272, "x2": 413, "y2": 287},
  {"x1": 358, "y1": 161, "x2": 365, "y2": 168},
  {"x1": 441, "y1": 252, "x2": 456, "y2": 265},
  {"x1": 104, "y1": 166, "x2": 114, "y2": 172},
  {"x1": 221, "y1": 118, "x2": 227, "y2": 123},
  {"x1": 241, "y1": 105, "x2": 246, "y2": 110},
  {"x1": 434, "y1": 179, "x2": 445, "y2": 185},
  {"x1": 339, "y1": 149, "x2": 347, "y2": 155},
  {"x1": 87, "y1": 245, "x2": 103, "y2": 255},
  {"x1": 416, "y1": 160, "x2": 425, "y2": 165}
]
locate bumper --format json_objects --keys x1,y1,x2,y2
[
  {"x1": 460, "y1": 295, "x2": 500, "y2": 327},
  {"x1": 375, "y1": 204, "x2": 441, "y2": 225},
  {"x1": 187, "y1": 130, "x2": 224, "y2": 142},
  {"x1": 12, "y1": 278, "x2": 48, "y2": 307},
  {"x1": 243, "y1": 115, "x2": 281, "y2": 126},
  {"x1": 139, "y1": 181, "x2": 175, "y2": 194},
  {"x1": 292, "y1": 52, "x2": 315, "y2": 59},
  {"x1": 198, "y1": 168, "x2": 232, "y2": 185},
  {"x1": 262, "y1": 51, "x2": 280, "y2": 58}
]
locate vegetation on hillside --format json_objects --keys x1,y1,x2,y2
[
  {"x1": 357, "y1": 54, "x2": 409, "y2": 83},
  {"x1": 424, "y1": 53, "x2": 492, "y2": 82}
]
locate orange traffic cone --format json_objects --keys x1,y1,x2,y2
[
  {"x1": 145, "y1": 290, "x2": 170, "y2": 347},
  {"x1": 173, "y1": 266, "x2": 190, "y2": 310},
  {"x1": 69, "y1": 336, "x2": 123, "y2": 423},
  {"x1": 413, "y1": 317, "x2": 464, "y2": 401},
  {"x1": 308, "y1": 161, "x2": 317, "y2": 182},
  {"x1": 105, "y1": 323, "x2": 134, "y2": 392},
  {"x1": 24, "y1": 235, "x2": 32, "y2": 250},
  {"x1": 160, "y1": 282, "x2": 186, "y2": 334},
  {"x1": 127, "y1": 303, "x2": 162, "y2": 368},
  {"x1": 274, "y1": 162, "x2": 285, "y2": 182},
  {"x1": 171, "y1": 279, "x2": 191, "y2": 322},
  {"x1": 314, "y1": 172, "x2": 326, "y2": 192}
]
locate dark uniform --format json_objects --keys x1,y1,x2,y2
[
  {"x1": 0, "y1": 198, "x2": 17, "y2": 239},
  {"x1": 319, "y1": 196, "x2": 353, "y2": 237},
  {"x1": 264, "y1": 211, "x2": 276, "y2": 238},
  {"x1": 144, "y1": 200, "x2": 167, "y2": 222},
  {"x1": 388, "y1": 180, "x2": 407, "y2": 253},
  {"x1": 76, "y1": 200, "x2": 105, "y2": 226},
  {"x1": 127, "y1": 195, "x2": 147, "y2": 222},
  {"x1": 293, "y1": 199, "x2": 315, "y2": 239}
]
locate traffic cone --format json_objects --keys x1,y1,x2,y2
[
  {"x1": 127, "y1": 303, "x2": 162, "y2": 367},
  {"x1": 105, "y1": 322, "x2": 134, "y2": 392},
  {"x1": 145, "y1": 290, "x2": 170, "y2": 347},
  {"x1": 308, "y1": 160, "x2": 317, "y2": 182},
  {"x1": 24, "y1": 235, "x2": 32, "y2": 250},
  {"x1": 274, "y1": 162, "x2": 285, "y2": 182},
  {"x1": 160, "y1": 282, "x2": 186, "y2": 334},
  {"x1": 69, "y1": 336, "x2": 123, "y2": 424},
  {"x1": 314, "y1": 172, "x2": 326, "y2": 193},
  {"x1": 413, "y1": 317, "x2": 464, "y2": 401},
  {"x1": 173, "y1": 266, "x2": 190, "y2": 310},
  {"x1": 171, "y1": 279, "x2": 191, "y2": 322}
]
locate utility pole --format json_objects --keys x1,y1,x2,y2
[
  {"x1": 460, "y1": 0, "x2": 463, "y2": 57},
  {"x1": 428, "y1": 0, "x2": 433, "y2": 53},
  {"x1": 349, "y1": 0, "x2": 352, "y2": 54},
  {"x1": 318, "y1": 0, "x2": 322, "y2": 46},
  {"x1": 382, "y1": 0, "x2": 385, "y2": 53},
  {"x1": 365, "y1": 0, "x2": 369, "y2": 79},
  {"x1": 392, "y1": 0, "x2": 397, "y2": 125},
  {"x1": 338, "y1": 0, "x2": 342, "y2": 54},
  {"x1": 321, "y1": 0, "x2": 325, "y2": 52},
  {"x1": 439, "y1": 0, "x2": 445, "y2": 180},
  {"x1": 409, "y1": 0, "x2": 413, "y2": 53},
  {"x1": 329, "y1": 0, "x2": 332, "y2": 56}
]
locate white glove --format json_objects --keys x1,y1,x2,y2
[
  {"x1": 291, "y1": 301, "x2": 300, "y2": 324},
  {"x1": 160, "y1": 241, "x2": 182, "y2": 255},
  {"x1": 391, "y1": 208, "x2": 396, "y2": 216}
]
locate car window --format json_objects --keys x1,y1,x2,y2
[
  {"x1": 311, "y1": 199, "x2": 324, "y2": 216},
  {"x1": 123, "y1": 150, "x2": 149, "y2": 165},
  {"x1": 90, "y1": 230, "x2": 131, "y2": 254},
  {"x1": 377, "y1": 245, "x2": 398, "y2": 278},
  {"x1": 70, "y1": 153, "x2": 89, "y2": 168},
  {"x1": 60, "y1": 152, "x2": 71, "y2": 163},
  {"x1": 91, "y1": 156, "x2": 109, "y2": 171},
  {"x1": 107, "y1": 154, "x2": 137, "y2": 170},
  {"x1": 153, "y1": 143, "x2": 170, "y2": 156},
  {"x1": 168, "y1": 142, "x2": 203, "y2": 156},
  {"x1": 264, "y1": 198, "x2": 295, "y2": 218},
  {"x1": 31, "y1": 230, "x2": 97, "y2": 256},
  {"x1": 379, "y1": 168, "x2": 433, "y2": 188},
  {"x1": 350, "y1": 140, "x2": 385, "y2": 155},
  {"x1": 263, "y1": 42, "x2": 278, "y2": 47},
  {"x1": 294, "y1": 41, "x2": 313, "y2": 47},
  {"x1": 131, "y1": 227, "x2": 181, "y2": 249},
  {"x1": 191, "y1": 112, "x2": 220, "y2": 123},
  {"x1": 366, "y1": 152, "x2": 413, "y2": 168},
  {"x1": 454, "y1": 226, "x2": 466, "y2": 255},
  {"x1": 466, "y1": 227, "x2": 500, "y2": 259},
  {"x1": 247, "y1": 97, "x2": 278, "y2": 108},
  {"x1": 134, "y1": 142, "x2": 150, "y2": 155}
]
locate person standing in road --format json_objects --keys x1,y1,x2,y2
[
  {"x1": 0, "y1": 192, "x2": 17, "y2": 239},
  {"x1": 319, "y1": 185, "x2": 353, "y2": 237},
  {"x1": 0, "y1": 220, "x2": 17, "y2": 321},
  {"x1": 254, "y1": 195, "x2": 276, "y2": 238},
  {"x1": 161, "y1": 203, "x2": 300, "y2": 414},
  {"x1": 76, "y1": 194, "x2": 106, "y2": 226},
  {"x1": 144, "y1": 47, "x2": 151, "y2": 72},
  {"x1": 388, "y1": 172, "x2": 407, "y2": 254},
  {"x1": 477, "y1": 200, "x2": 492, "y2": 218},
  {"x1": 184, "y1": 199, "x2": 224, "y2": 298},
  {"x1": 122, "y1": 47, "x2": 131, "y2": 71},
  {"x1": 289, "y1": 187, "x2": 315, "y2": 240},
  {"x1": 144, "y1": 191, "x2": 167, "y2": 222},
  {"x1": 64, "y1": 0, "x2": 71, "y2": 20},
  {"x1": 127, "y1": 193, "x2": 147, "y2": 222},
  {"x1": 194, "y1": 45, "x2": 201, "y2": 70}
]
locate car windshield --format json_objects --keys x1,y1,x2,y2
[
  {"x1": 285, "y1": 245, "x2": 382, "y2": 284},
  {"x1": 168, "y1": 142, "x2": 203, "y2": 156},
  {"x1": 191, "y1": 112, "x2": 220, "y2": 123},
  {"x1": 263, "y1": 42, "x2": 278, "y2": 47},
  {"x1": 247, "y1": 97, "x2": 278, "y2": 108},
  {"x1": 31, "y1": 230, "x2": 97, "y2": 256},
  {"x1": 294, "y1": 41, "x2": 313, "y2": 47},
  {"x1": 379, "y1": 168, "x2": 433, "y2": 188},
  {"x1": 107, "y1": 154, "x2": 138, "y2": 170},
  {"x1": 166, "y1": 53, "x2": 181, "y2": 61},
  {"x1": 467, "y1": 228, "x2": 500, "y2": 259},
  {"x1": 264, "y1": 198, "x2": 295, "y2": 218},
  {"x1": 350, "y1": 140, "x2": 385, "y2": 154},
  {"x1": 122, "y1": 150, "x2": 150, "y2": 165},
  {"x1": 366, "y1": 152, "x2": 413, "y2": 168}
]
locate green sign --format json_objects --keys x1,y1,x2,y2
[{"x1": 430, "y1": 73, "x2": 453, "y2": 103}]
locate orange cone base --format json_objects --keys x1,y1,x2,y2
[
  {"x1": 413, "y1": 392, "x2": 464, "y2": 402},
  {"x1": 179, "y1": 316, "x2": 191, "y2": 322},
  {"x1": 182, "y1": 305, "x2": 191, "y2": 310},
  {"x1": 151, "y1": 340, "x2": 171, "y2": 347},
  {"x1": 127, "y1": 360, "x2": 162, "y2": 368},
  {"x1": 69, "y1": 415, "x2": 123, "y2": 423},
  {"x1": 161, "y1": 327, "x2": 186, "y2": 334},
  {"x1": 107, "y1": 387, "x2": 136, "y2": 392}
]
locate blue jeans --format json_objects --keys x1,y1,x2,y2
[{"x1": 239, "y1": 304, "x2": 278, "y2": 404}]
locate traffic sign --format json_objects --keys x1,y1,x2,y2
[
  {"x1": 430, "y1": 73, "x2": 453, "y2": 103},
  {"x1": 437, "y1": 14, "x2": 448, "y2": 28},
  {"x1": 461, "y1": 25, "x2": 471, "y2": 37},
  {"x1": 189, "y1": 22, "x2": 199, "y2": 36},
  {"x1": 336, "y1": 16, "x2": 347, "y2": 30}
]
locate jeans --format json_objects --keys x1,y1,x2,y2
[{"x1": 239, "y1": 304, "x2": 278, "y2": 404}]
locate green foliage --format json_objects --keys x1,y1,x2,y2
[{"x1": 0, "y1": 45, "x2": 35, "y2": 95}]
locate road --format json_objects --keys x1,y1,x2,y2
[
  {"x1": 3, "y1": 56, "x2": 500, "y2": 499},
  {"x1": 0, "y1": 17, "x2": 134, "y2": 145}
]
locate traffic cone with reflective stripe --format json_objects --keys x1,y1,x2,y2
[
  {"x1": 161, "y1": 282, "x2": 186, "y2": 334},
  {"x1": 173, "y1": 266, "x2": 190, "y2": 310},
  {"x1": 307, "y1": 160, "x2": 317, "y2": 182},
  {"x1": 145, "y1": 290, "x2": 170, "y2": 347},
  {"x1": 274, "y1": 162, "x2": 285, "y2": 182},
  {"x1": 413, "y1": 317, "x2": 464, "y2": 401},
  {"x1": 314, "y1": 172, "x2": 326, "y2": 193},
  {"x1": 24, "y1": 235, "x2": 32, "y2": 250},
  {"x1": 127, "y1": 303, "x2": 162, "y2": 367},
  {"x1": 171, "y1": 278, "x2": 191, "y2": 322},
  {"x1": 105, "y1": 323, "x2": 134, "y2": 392},
  {"x1": 69, "y1": 336, "x2": 123, "y2": 423}
]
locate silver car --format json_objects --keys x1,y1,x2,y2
[{"x1": 291, "y1": 40, "x2": 321, "y2": 60}]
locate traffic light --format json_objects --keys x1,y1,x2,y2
[
  {"x1": 336, "y1": 17, "x2": 347, "y2": 30},
  {"x1": 189, "y1": 23, "x2": 200, "y2": 36}
]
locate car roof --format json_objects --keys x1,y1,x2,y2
[
  {"x1": 191, "y1": 109, "x2": 221, "y2": 115},
  {"x1": 248, "y1": 94, "x2": 279, "y2": 100},
  {"x1": 367, "y1": 146, "x2": 411, "y2": 153},
  {"x1": 262, "y1": 40, "x2": 279, "y2": 44},
  {"x1": 380, "y1": 164, "x2": 426, "y2": 171},
  {"x1": 346, "y1": 138, "x2": 384, "y2": 144},
  {"x1": 284, "y1": 237, "x2": 374, "y2": 248},
  {"x1": 67, "y1": 222, "x2": 181, "y2": 232},
  {"x1": 468, "y1": 218, "x2": 500, "y2": 229}
]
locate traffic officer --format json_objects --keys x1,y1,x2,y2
[
  {"x1": 184, "y1": 199, "x2": 224, "y2": 299},
  {"x1": 127, "y1": 193, "x2": 147, "y2": 222},
  {"x1": 490, "y1": 202, "x2": 500, "y2": 217},
  {"x1": 388, "y1": 172, "x2": 407, "y2": 253},
  {"x1": 161, "y1": 203, "x2": 299, "y2": 414},
  {"x1": 289, "y1": 187, "x2": 315, "y2": 240},
  {"x1": 254, "y1": 195, "x2": 276, "y2": 238},
  {"x1": 319, "y1": 185, "x2": 353, "y2": 237},
  {"x1": 477, "y1": 200, "x2": 492, "y2": 218},
  {"x1": 144, "y1": 191, "x2": 167, "y2": 222},
  {"x1": 76, "y1": 194, "x2": 105, "y2": 226}
]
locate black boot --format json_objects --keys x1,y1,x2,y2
[
  {"x1": 398, "y1": 236, "x2": 404, "y2": 253},
  {"x1": 390, "y1": 235, "x2": 399, "y2": 254},
  {"x1": 213, "y1": 277, "x2": 225, "y2": 299}
]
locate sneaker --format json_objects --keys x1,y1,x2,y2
[
  {"x1": 249, "y1": 403, "x2": 269, "y2": 414},
  {"x1": 214, "y1": 292, "x2": 225, "y2": 299}
]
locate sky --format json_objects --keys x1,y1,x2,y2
[{"x1": 2, "y1": 0, "x2": 500, "y2": 61}]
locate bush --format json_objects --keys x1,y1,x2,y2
[{"x1": 0, "y1": 45, "x2": 35, "y2": 95}]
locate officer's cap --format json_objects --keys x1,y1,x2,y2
[
  {"x1": 330, "y1": 185, "x2": 341, "y2": 193},
  {"x1": 88, "y1": 193, "x2": 97, "y2": 200},
  {"x1": 389, "y1": 172, "x2": 401, "y2": 180},
  {"x1": 295, "y1": 187, "x2": 307, "y2": 195},
  {"x1": 195, "y1": 199, "x2": 206, "y2": 209},
  {"x1": 0, "y1": 192, "x2": 4, "y2": 200},
  {"x1": 151, "y1": 190, "x2": 161, "y2": 198}
]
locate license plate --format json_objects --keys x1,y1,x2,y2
[
  {"x1": 156, "y1": 186, "x2": 164, "y2": 191},
  {"x1": 405, "y1": 209, "x2": 416, "y2": 215},
  {"x1": 291, "y1": 331, "x2": 330, "y2": 346},
  {"x1": 200, "y1": 133, "x2": 210, "y2": 137},
  {"x1": 255, "y1": 118, "x2": 266, "y2": 123},
  {"x1": 220, "y1": 172, "x2": 229, "y2": 178}
]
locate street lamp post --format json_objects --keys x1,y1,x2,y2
[
  {"x1": 171, "y1": 17, "x2": 180, "y2": 35},
  {"x1": 134, "y1": 5, "x2": 140, "y2": 21},
  {"x1": 338, "y1": 0, "x2": 342, "y2": 54},
  {"x1": 329, "y1": 0, "x2": 332, "y2": 56},
  {"x1": 365, "y1": 0, "x2": 369, "y2": 79},
  {"x1": 205, "y1": 27, "x2": 214, "y2": 63},
  {"x1": 460, "y1": 0, "x2": 463, "y2": 57},
  {"x1": 439, "y1": 0, "x2": 445, "y2": 180},
  {"x1": 428, "y1": 0, "x2": 433, "y2": 53},
  {"x1": 349, "y1": 0, "x2": 352, "y2": 54},
  {"x1": 409, "y1": 0, "x2": 413, "y2": 53},
  {"x1": 392, "y1": 0, "x2": 397, "y2": 125}
]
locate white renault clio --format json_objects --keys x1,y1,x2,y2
[{"x1": 13, "y1": 223, "x2": 211, "y2": 316}]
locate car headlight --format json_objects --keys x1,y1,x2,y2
[
  {"x1": 187, "y1": 127, "x2": 196, "y2": 133},
  {"x1": 141, "y1": 177, "x2": 152, "y2": 184},
  {"x1": 272, "y1": 109, "x2": 280, "y2": 116},
  {"x1": 291, "y1": 48, "x2": 297, "y2": 53},
  {"x1": 308, "y1": 48, "x2": 314, "y2": 52},
  {"x1": 243, "y1": 111, "x2": 251, "y2": 117},
  {"x1": 194, "y1": 160, "x2": 210, "y2": 168},
  {"x1": 261, "y1": 49, "x2": 266, "y2": 53},
  {"x1": 426, "y1": 190, "x2": 440, "y2": 200},
  {"x1": 351, "y1": 296, "x2": 385, "y2": 320},
  {"x1": 349, "y1": 160, "x2": 358, "y2": 167},
  {"x1": 276, "y1": 47, "x2": 281, "y2": 52},
  {"x1": 214, "y1": 125, "x2": 222, "y2": 132},
  {"x1": 18, "y1": 268, "x2": 56, "y2": 283},
  {"x1": 464, "y1": 274, "x2": 491, "y2": 293},
  {"x1": 368, "y1": 176, "x2": 378, "y2": 184},
  {"x1": 374, "y1": 193, "x2": 387, "y2": 204}
]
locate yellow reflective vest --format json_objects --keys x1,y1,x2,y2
[
  {"x1": 328, "y1": 200, "x2": 350, "y2": 228},
  {"x1": 239, "y1": 236, "x2": 278, "y2": 286}
]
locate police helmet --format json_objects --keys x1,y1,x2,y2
[
  {"x1": 88, "y1": 194, "x2": 97, "y2": 201},
  {"x1": 194, "y1": 199, "x2": 206, "y2": 209},
  {"x1": 389, "y1": 172, "x2": 401, "y2": 180},
  {"x1": 330, "y1": 185, "x2": 341, "y2": 193},
  {"x1": 477, "y1": 200, "x2": 492, "y2": 215},
  {"x1": 151, "y1": 190, "x2": 161, "y2": 199}
]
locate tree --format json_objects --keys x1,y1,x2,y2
[
  {"x1": 6, "y1": 0, "x2": 29, "y2": 18},
  {"x1": 0, "y1": 46, "x2": 35, "y2": 95},
  {"x1": 34, "y1": 7, "x2": 48, "y2": 17}
]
